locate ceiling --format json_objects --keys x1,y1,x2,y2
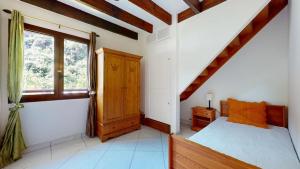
[{"x1": 58, "y1": 0, "x2": 189, "y2": 34}]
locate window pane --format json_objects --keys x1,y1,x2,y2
[
  {"x1": 23, "y1": 30, "x2": 55, "y2": 92},
  {"x1": 64, "y1": 39, "x2": 88, "y2": 90}
]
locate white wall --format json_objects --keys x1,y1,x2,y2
[
  {"x1": 139, "y1": 0, "x2": 275, "y2": 134},
  {"x1": 0, "y1": 0, "x2": 142, "y2": 146},
  {"x1": 178, "y1": 0, "x2": 270, "y2": 93},
  {"x1": 140, "y1": 0, "x2": 273, "y2": 133},
  {"x1": 20, "y1": 99, "x2": 89, "y2": 146},
  {"x1": 181, "y1": 8, "x2": 289, "y2": 124},
  {"x1": 140, "y1": 17, "x2": 180, "y2": 133},
  {"x1": 288, "y1": 0, "x2": 300, "y2": 156}
]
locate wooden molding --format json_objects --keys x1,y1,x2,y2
[
  {"x1": 140, "y1": 112, "x2": 146, "y2": 124},
  {"x1": 20, "y1": 0, "x2": 138, "y2": 40},
  {"x1": 178, "y1": 8, "x2": 195, "y2": 23},
  {"x1": 129, "y1": 0, "x2": 172, "y2": 25},
  {"x1": 178, "y1": 0, "x2": 225, "y2": 23},
  {"x1": 80, "y1": 0, "x2": 153, "y2": 33},
  {"x1": 183, "y1": 0, "x2": 202, "y2": 14},
  {"x1": 140, "y1": 113, "x2": 171, "y2": 134}
]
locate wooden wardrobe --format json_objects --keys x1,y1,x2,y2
[{"x1": 96, "y1": 48, "x2": 141, "y2": 142}]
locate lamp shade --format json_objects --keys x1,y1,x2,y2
[{"x1": 206, "y1": 92, "x2": 214, "y2": 101}]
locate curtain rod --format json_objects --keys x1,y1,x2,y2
[{"x1": 2, "y1": 9, "x2": 100, "y2": 37}]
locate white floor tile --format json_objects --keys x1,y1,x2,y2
[
  {"x1": 83, "y1": 137, "x2": 113, "y2": 152},
  {"x1": 4, "y1": 147, "x2": 52, "y2": 169},
  {"x1": 114, "y1": 130, "x2": 140, "y2": 141},
  {"x1": 94, "y1": 151, "x2": 133, "y2": 169},
  {"x1": 4, "y1": 125, "x2": 180, "y2": 169},
  {"x1": 22, "y1": 148, "x2": 52, "y2": 169},
  {"x1": 109, "y1": 139, "x2": 138, "y2": 151},
  {"x1": 28, "y1": 161, "x2": 62, "y2": 169},
  {"x1": 178, "y1": 124, "x2": 196, "y2": 138},
  {"x1": 59, "y1": 150, "x2": 105, "y2": 169},
  {"x1": 130, "y1": 151, "x2": 165, "y2": 169},
  {"x1": 3, "y1": 159, "x2": 27, "y2": 169},
  {"x1": 139, "y1": 126, "x2": 161, "y2": 139},
  {"x1": 51, "y1": 138, "x2": 86, "y2": 168},
  {"x1": 136, "y1": 138, "x2": 162, "y2": 152},
  {"x1": 163, "y1": 150, "x2": 169, "y2": 169},
  {"x1": 161, "y1": 133, "x2": 169, "y2": 153}
]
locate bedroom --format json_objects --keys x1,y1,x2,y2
[{"x1": 0, "y1": 0, "x2": 299, "y2": 169}]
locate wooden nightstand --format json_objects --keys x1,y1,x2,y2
[{"x1": 191, "y1": 106, "x2": 216, "y2": 131}]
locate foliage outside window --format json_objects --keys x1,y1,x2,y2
[
  {"x1": 21, "y1": 23, "x2": 89, "y2": 102},
  {"x1": 23, "y1": 30, "x2": 55, "y2": 93},
  {"x1": 64, "y1": 39, "x2": 88, "y2": 91}
]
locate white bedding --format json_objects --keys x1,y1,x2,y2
[{"x1": 189, "y1": 117, "x2": 300, "y2": 169}]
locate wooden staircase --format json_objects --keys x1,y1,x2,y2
[{"x1": 180, "y1": 0, "x2": 288, "y2": 101}]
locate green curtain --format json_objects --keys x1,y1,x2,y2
[{"x1": 0, "y1": 10, "x2": 26, "y2": 168}]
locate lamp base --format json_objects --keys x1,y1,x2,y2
[{"x1": 207, "y1": 100, "x2": 212, "y2": 110}]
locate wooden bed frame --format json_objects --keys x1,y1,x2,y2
[{"x1": 169, "y1": 100, "x2": 288, "y2": 169}]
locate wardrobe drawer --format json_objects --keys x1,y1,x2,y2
[
  {"x1": 101, "y1": 117, "x2": 139, "y2": 135},
  {"x1": 102, "y1": 123, "x2": 121, "y2": 135},
  {"x1": 125, "y1": 117, "x2": 139, "y2": 127}
]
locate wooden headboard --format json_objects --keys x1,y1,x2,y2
[{"x1": 220, "y1": 100, "x2": 288, "y2": 128}]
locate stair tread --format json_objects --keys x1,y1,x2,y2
[
  {"x1": 228, "y1": 37, "x2": 241, "y2": 48},
  {"x1": 254, "y1": 5, "x2": 269, "y2": 24},
  {"x1": 200, "y1": 69, "x2": 208, "y2": 76},
  {"x1": 219, "y1": 49, "x2": 229, "y2": 58},
  {"x1": 208, "y1": 60, "x2": 218, "y2": 67},
  {"x1": 240, "y1": 22, "x2": 254, "y2": 37}
]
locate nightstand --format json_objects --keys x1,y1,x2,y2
[{"x1": 191, "y1": 106, "x2": 216, "y2": 131}]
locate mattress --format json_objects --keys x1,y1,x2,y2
[{"x1": 189, "y1": 117, "x2": 300, "y2": 169}]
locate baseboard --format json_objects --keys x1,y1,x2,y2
[{"x1": 140, "y1": 113, "x2": 170, "y2": 134}]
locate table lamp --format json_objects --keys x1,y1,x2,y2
[{"x1": 206, "y1": 92, "x2": 214, "y2": 109}]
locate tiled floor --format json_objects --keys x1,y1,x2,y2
[
  {"x1": 4, "y1": 126, "x2": 169, "y2": 169},
  {"x1": 178, "y1": 123, "x2": 196, "y2": 138},
  {"x1": 4, "y1": 125, "x2": 195, "y2": 169}
]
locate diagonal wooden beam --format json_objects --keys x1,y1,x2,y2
[
  {"x1": 80, "y1": 0, "x2": 153, "y2": 33},
  {"x1": 178, "y1": 0, "x2": 226, "y2": 23},
  {"x1": 20, "y1": 0, "x2": 138, "y2": 40},
  {"x1": 129, "y1": 0, "x2": 172, "y2": 25},
  {"x1": 183, "y1": 0, "x2": 202, "y2": 14}
]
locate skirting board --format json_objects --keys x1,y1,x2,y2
[{"x1": 140, "y1": 113, "x2": 171, "y2": 134}]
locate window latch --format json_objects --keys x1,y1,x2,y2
[{"x1": 57, "y1": 70, "x2": 63, "y2": 79}]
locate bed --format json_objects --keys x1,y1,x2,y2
[{"x1": 169, "y1": 101, "x2": 300, "y2": 169}]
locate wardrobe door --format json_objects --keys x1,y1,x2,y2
[
  {"x1": 104, "y1": 53, "x2": 124, "y2": 122},
  {"x1": 124, "y1": 58, "x2": 140, "y2": 117}
]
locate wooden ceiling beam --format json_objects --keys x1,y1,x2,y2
[
  {"x1": 20, "y1": 0, "x2": 138, "y2": 40},
  {"x1": 129, "y1": 0, "x2": 172, "y2": 25},
  {"x1": 178, "y1": 0, "x2": 226, "y2": 23},
  {"x1": 80, "y1": 0, "x2": 153, "y2": 33},
  {"x1": 183, "y1": 0, "x2": 202, "y2": 14}
]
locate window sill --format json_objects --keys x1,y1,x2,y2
[{"x1": 20, "y1": 92, "x2": 89, "y2": 103}]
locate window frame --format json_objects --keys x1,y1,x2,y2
[{"x1": 21, "y1": 23, "x2": 89, "y2": 102}]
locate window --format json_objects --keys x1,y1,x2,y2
[
  {"x1": 21, "y1": 24, "x2": 89, "y2": 102},
  {"x1": 64, "y1": 39, "x2": 88, "y2": 92},
  {"x1": 23, "y1": 30, "x2": 55, "y2": 93}
]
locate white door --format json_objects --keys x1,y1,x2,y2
[{"x1": 147, "y1": 42, "x2": 172, "y2": 125}]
